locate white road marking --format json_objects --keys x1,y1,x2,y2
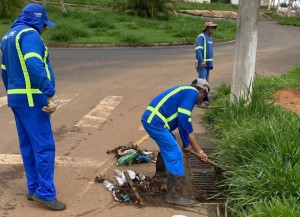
[
  {"x1": 8, "y1": 93, "x2": 79, "y2": 125},
  {"x1": 0, "y1": 154, "x2": 105, "y2": 168},
  {"x1": 0, "y1": 96, "x2": 7, "y2": 108},
  {"x1": 57, "y1": 93, "x2": 79, "y2": 109},
  {"x1": 75, "y1": 96, "x2": 123, "y2": 128}
]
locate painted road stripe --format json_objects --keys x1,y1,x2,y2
[
  {"x1": 57, "y1": 93, "x2": 79, "y2": 109},
  {"x1": 0, "y1": 96, "x2": 7, "y2": 108},
  {"x1": 8, "y1": 93, "x2": 79, "y2": 125},
  {"x1": 75, "y1": 96, "x2": 123, "y2": 128},
  {"x1": 0, "y1": 154, "x2": 105, "y2": 168}
]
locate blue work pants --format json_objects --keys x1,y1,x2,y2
[
  {"x1": 12, "y1": 106, "x2": 56, "y2": 201},
  {"x1": 141, "y1": 120, "x2": 184, "y2": 176}
]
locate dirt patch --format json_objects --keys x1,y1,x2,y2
[{"x1": 274, "y1": 89, "x2": 300, "y2": 115}]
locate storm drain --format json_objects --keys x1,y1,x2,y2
[{"x1": 186, "y1": 148, "x2": 225, "y2": 202}]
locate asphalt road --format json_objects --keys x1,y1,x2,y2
[{"x1": 0, "y1": 21, "x2": 299, "y2": 216}]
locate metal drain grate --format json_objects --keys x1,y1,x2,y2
[{"x1": 186, "y1": 149, "x2": 225, "y2": 202}]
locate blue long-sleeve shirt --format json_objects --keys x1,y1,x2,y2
[
  {"x1": 195, "y1": 32, "x2": 214, "y2": 69},
  {"x1": 1, "y1": 13, "x2": 55, "y2": 107},
  {"x1": 142, "y1": 85, "x2": 198, "y2": 147}
]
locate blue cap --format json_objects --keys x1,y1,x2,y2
[{"x1": 22, "y1": 3, "x2": 55, "y2": 27}]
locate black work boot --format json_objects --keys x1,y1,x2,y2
[
  {"x1": 154, "y1": 152, "x2": 167, "y2": 178},
  {"x1": 32, "y1": 194, "x2": 66, "y2": 211},
  {"x1": 165, "y1": 173, "x2": 197, "y2": 207}
]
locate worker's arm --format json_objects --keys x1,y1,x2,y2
[
  {"x1": 186, "y1": 132, "x2": 208, "y2": 161},
  {"x1": 195, "y1": 34, "x2": 205, "y2": 68},
  {"x1": 177, "y1": 89, "x2": 198, "y2": 147},
  {"x1": 21, "y1": 31, "x2": 55, "y2": 98},
  {"x1": 1, "y1": 55, "x2": 8, "y2": 90}
]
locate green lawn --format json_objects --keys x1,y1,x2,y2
[
  {"x1": 277, "y1": 16, "x2": 300, "y2": 26},
  {"x1": 1, "y1": 5, "x2": 236, "y2": 45},
  {"x1": 204, "y1": 65, "x2": 300, "y2": 216}
]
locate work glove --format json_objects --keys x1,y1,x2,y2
[{"x1": 42, "y1": 95, "x2": 58, "y2": 115}]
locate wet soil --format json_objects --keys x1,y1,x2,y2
[{"x1": 274, "y1": 89, "x2": 300, "y2": 115}]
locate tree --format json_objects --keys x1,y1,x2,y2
[
  {"x1": 0, "y1": 0, "x2": 25, "y2": 18},
  {"x1": 112, "y1": 0, "x2": 175, "y2": 19}
]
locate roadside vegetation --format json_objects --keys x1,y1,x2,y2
[
  {"x1": 277, "y1": 16, "x2": 300, "y2": 26},
  {"x1": 0, "y1": 5, "x2": 236, "y2": 45},
  {"x1": 204, "y1": 65, "x2": 300, "y2": 216}
]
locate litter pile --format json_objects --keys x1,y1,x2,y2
[
  {"x1": 106, "y1": 142, "x2": 156, "y2": 166},
  {"x1": 95, "y1": 168, "x2": 167, "y2": 206}
]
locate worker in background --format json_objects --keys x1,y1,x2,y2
[
  {"x1": 1, "y1": 3, "x2": 66, "y2": 211},
  {"x1": 195, "y1": 21, "x2": 217, "y2": 107},
  {"x1": 141, "y1": 78, "x2": 210, "y2": 207}
]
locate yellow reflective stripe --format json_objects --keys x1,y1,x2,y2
[
  {"x1": 147, "y1": 106, "x2": 170, "y2": 129},
  {"x1": 147, "y1": 86, "x2": 197, "y2": 126},
  {"x1": 24, "y1": 52, "x2": 43, "y2": 61},
  {"x1": 1, "y1": 64, "x2": 6, "y2": 70},
  {"x1": 7, "y1": 89, "x2": 42, "y2": 94},
  {"x1": 44, "y1": 47, "x2": 51, "y2": 80},
  {"x1": 178, "y1": 108, "x2": 191, "y2": 116},
  {"x1": 188, "y1": 118, "x2": 192, "y2": 122},
  {"x1": 195, "y1": 46, "x2": 203, "y2": 50},
  {"x1": 16, "y1": 28, "x2": 36, "y2": 107},
  {"x1": 166, "y1": 112, "x2": 178, "y2": 122},
  {"x1": 206, "y1": 58, "x2": 213, "y2": 61}
]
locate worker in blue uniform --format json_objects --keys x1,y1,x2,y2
[
  {"x1": 141, "y1": 78, "x2": 210, "y2": 207},
  {"x1": 1, "y1": 3, "x2": 66, "y2": 211},
  {"x1": 195, "y1": 21, "x2": 217, "y2": 106}
]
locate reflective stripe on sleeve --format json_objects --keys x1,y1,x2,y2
[
  {"x1": 195, "y1": 46, "x2": 203, "y2": 50},
  {"x1": 24, "y1": 52, "x2": 43, "y2": 62},
  {"x1": 1, "y1": 64, "x2": 6, "y2": 70}
]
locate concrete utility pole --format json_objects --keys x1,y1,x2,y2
[
  {"x1": 230, "y1": 0, "x2": 260, "y2": 104},
  {"x1": 287, "y1": 0, "x2": 292, "y2": 17}
]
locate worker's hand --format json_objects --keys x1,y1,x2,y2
[
  {"x1": 182, "y1": 145, "x2": 192, "y2": 153},
  {"x1": 199, "y1": 150, "x2": 208, "y2": 162},
  {"x1": 201, "y1": 61, "x2": 206, "y2": 68},
  {"x1": 42, "y1": 95, "x2": 58, "y2": 115}
]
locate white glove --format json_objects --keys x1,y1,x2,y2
[{"x1": 42, "y1": 95, "x2": 58, "y2": 114}]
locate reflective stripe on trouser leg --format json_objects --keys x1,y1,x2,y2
[
  {"x1": 142, "y1": 120, "x2": 184, "y2": 176},
  {"x1": 12, "y1": 108, "x2": 39, "y2": 194},
  {"x1": 12, "y1": 107, "x2": 56, "y2": 200}
]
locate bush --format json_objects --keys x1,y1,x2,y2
[
  {"x1": 0, "y1": 0, "x2": 25, "y2": 18},
  {"x1": 112, "y1": 0, "x2": 175, "y2": 19}
]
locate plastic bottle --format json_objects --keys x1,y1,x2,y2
[
  {"x1": 103, "y1": 180, "x2": 114, "y2": 191},
  {"x1": 137, "y1": 155, "x2": 151, "y2": 163},
  {"x1": 117, "y1": 150, "x2": 139, "y2": 166}
]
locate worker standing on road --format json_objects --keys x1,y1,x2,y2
[
  {"x1": 1, "y1": 3, "x2": 66, "y2": 211},
  {"x1": 141, "y1": 78, "x2": 210, "y2": 207},
  {"x1": 195, "y1": 21, "x2": 217, "y2": 107}
]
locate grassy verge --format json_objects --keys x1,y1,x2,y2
[
  {"x1": 0, "y1": 5, "x2": 236, "y2": 45},
  {"x1": 176, "y1": 2, "x2": 238, "y2": 11},
  {"x1": 204, "y1": 65, "x2": 300, "y2": 216},
  {"x1": 277, "y1": 16, "x2": 300, "y2": 26}
]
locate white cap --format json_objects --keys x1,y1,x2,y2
[{"x1": 193, "y1": 78, "x2": 210, "y2": 93}]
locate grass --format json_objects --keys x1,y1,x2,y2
[
  {"x1": 277, "y1": 16, "x2": 300, "y2": 26},
  {"x1": 0, "y1": 5, "x2": 236, "y2": 45},
  {"x1": 204, "y1": 65, "x2": 300, "y2": 216},
  {"x1": 176, "y1": 2, "x2": 238, "y2": 11}
]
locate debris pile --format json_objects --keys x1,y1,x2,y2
[
  {"x1": 106, "y1": 142, "x2": 156, "y2": 166},
  {"x1": 95, "y1": 168, "x2": 167, "y2": 205}
]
